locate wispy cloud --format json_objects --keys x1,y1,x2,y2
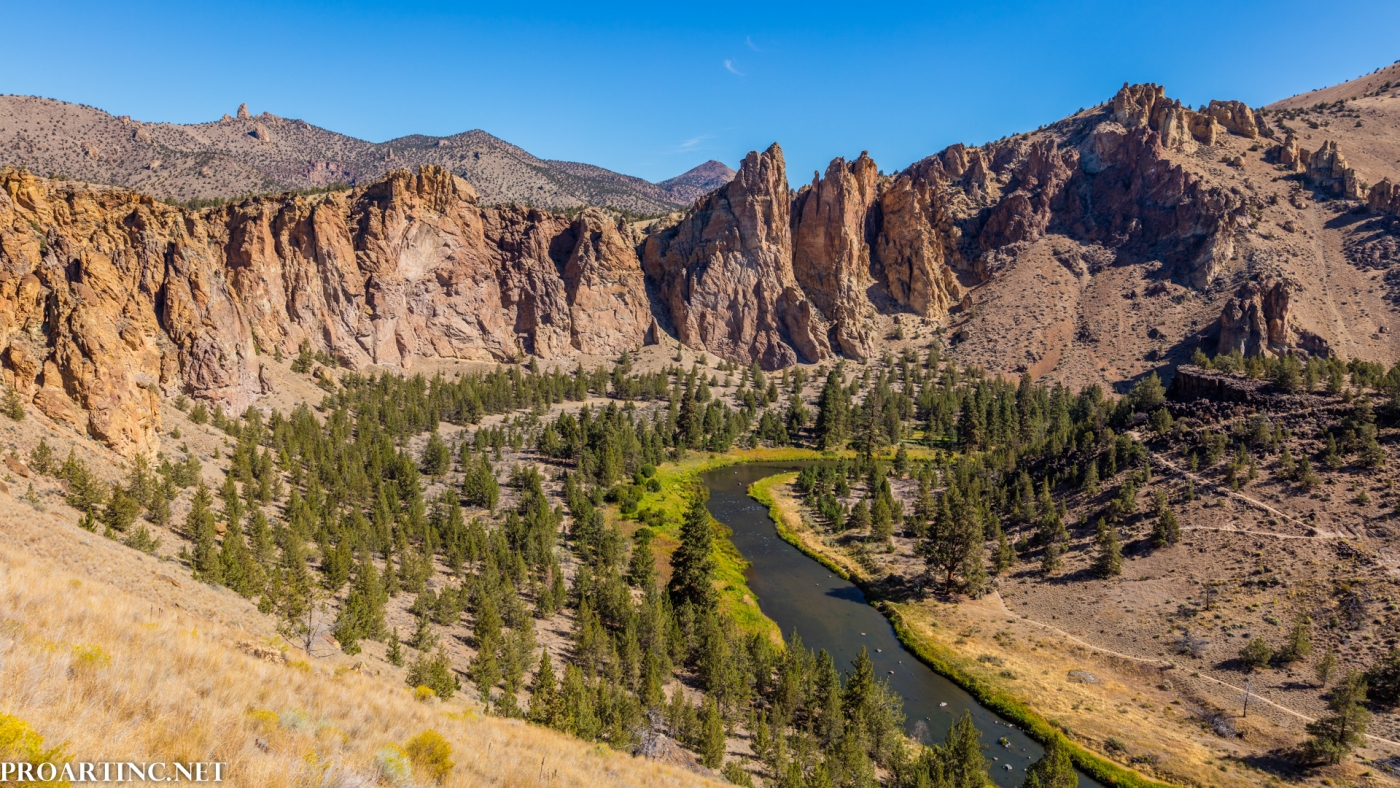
[
  {"x1": 723, "y1": 59, "x2": 744, "y2": 76},
  {"x1": 745, "y1": 36, "x2": 762, "y2": 52},
  {"x1": 668, "y1": 134, "x2": 712, "y2": 154}
]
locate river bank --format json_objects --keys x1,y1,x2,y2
[{"x1": 748, "y1": 473, "x2": 1186, "y2": 788}]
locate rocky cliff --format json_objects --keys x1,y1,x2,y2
[
  {"x1": 4, "y1": 79, "x2": 1394, "y2": 456},
  {"x1": 642, "y1": 144, "x2": 830, "y2": 369},
  {"x1": 0, "y1": 166, "x2": 651, "y2": 455}
]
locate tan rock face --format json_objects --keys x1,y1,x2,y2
[
  {"x1": 0, "y1": 165, "x2": 652, "y2": 455},
  {"x1": 1217, "y1": 280, "x2": 1329, "y2": 358},
  {"x1": 791, "y1": 153, "x2": 880, "y2": 359},
  {"x1": 872, "y1": 163, "x2": 963, "y2": 319},
  {"x1": 643, "y1": 144, "x2": 829, "y2": 370},
  {"x1": 1370, "y1": 179, "x2": 1400, "y2": 216},
  {"x1": 1305, "y1": 141, "x2": 1368, "y2": 199},
  {"x1": 1108, "y1": 84, "x2": 1264, "y2": 152},
  {"x1": 1205, "y1": 100, "x2": 1261, "y2": 139}
]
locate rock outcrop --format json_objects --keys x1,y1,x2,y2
[
  {"x1": 0, "y1": 166, "x2": 651, "y2": 455},
  {"x1": 791, "y1": 153, "x2": 880, "y2": 359},
  {"x1": 0, "y1": 82, "x2": 1350, "y2": 456},
  {"x1": 872, "y1": 163, "x2": 964, "y2": 318},
  {"x1": 642, "y1": 144, "x2": 829, "y2": 369},
  {"x1": 1370, "y1": 179, "x2": 1400, "y2": 216},
  {"x1": 1305, "y1": 141, "x2": 1368, "y2": 199},
  {"x1": 1217, "y1": 279, "x2": 1329, "y2": 358}
]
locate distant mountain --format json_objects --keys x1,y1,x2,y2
[
  {"x1": 0, "y1": 96, "x2": 726, "y2": 213},
  {"x1": 657, "y1": 160, "x2": 738, "y2": 204}
]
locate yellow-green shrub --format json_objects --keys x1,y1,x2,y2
[
  {"x1": 404, "y1": 730, "x2": 454, "y2": 783},
  {"x1": 0, "y1": 714, "x2": 70, "y2": 787}
]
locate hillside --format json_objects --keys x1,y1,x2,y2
[
  {"x1": 0, "y1": 96, "x2": 731, "y2": 213},
  {"x1": 0, "y1": 477, "x2": 723, "y2": 788}
]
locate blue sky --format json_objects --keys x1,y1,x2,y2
[{"x1": 5, "y1": 1, "x2": 1398, "y2": 184}]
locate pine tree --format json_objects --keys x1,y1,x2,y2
[
  {"x1": 848, "y1": 499, "x2": 871, "y2": 531},
  {"x1": 1080, "y1": 458, "x2": 1099, "y2": 494},
  {"x1": 101, "y1": 484, "x2": 141, "y2": 534},
  {"x1": 219, "y1": 513, "x2": 259, "y2": 597},
  {"x1": 1315, "y1": 648, "x2": 1338, "y2": 687},
  {"x1": 942, "y1": 711, "x2": 989, "y2": 788},
  {"x1": 333, "y1": 547, "x2": 387, "y2": 653},
  {"x1": 1305, "y1": 671, "x2": 1370, "y2": 764},
  {"x1": 470, "y1": 595, "x2": 503, "y2": 701},
  {"x1": 699, "y1": 696, "x2": 726, "y2": 769},
  {"x1": 1022, "y1": 735, "x2": 1075, "y2": 788},
  {"x1": 410, "y1": 612, "x2": 439, "y2": 651},
  {"x1": 386, "y1": 627, "x2": 404, "y2": 666},
  {"x1": 627, "y1": 527, "x2": 656, "y2": 589},
  {"x1": 146, "y1": 479, "x2": 171, "y2": 526},
  {"x1": 1092, "y1": 519, "x2": 1122, "y2": 578},
  {"x1": 279, "y1": 532, "x2": 314, "y2": 629},
  {"x1": 814, "y1": 367, "x2": 851, "y2": 450},
  {"x1": 923, "y1": 484, "x2": 982, "y2": 593},
  {"x1": 1280, "y1": 616, "x2": 1313, "y2": 664},
  {"x1": 2, "y1": 385, "x2": 25, "y2": 421},
  {"x1": 218, "y1": 474, "x2": 243, "y2": 528},
  {"x1": 1151, "y1": 506, "x2": 1180, "y2": 548},
  {"x1": 669, "y1": 489, "x2": 717, "y2": 612},
  {"x1": 188, "y1": 483, "x2": 223, "y2": 584},
  {"x1": 406, "y1": 646, "x2": 459, "y2": 699},
  {"x1": 1040, "y1": 541, "x2": 1061, "y2": 576},
  {"x1": 420, "y1": 430, "x2": 451, "y2": 476},
  {"x1": 991, "y1": 522, "x2": 1014, "y2": 576},
  {"x1": 528, "y1": 649, "x2": 559, "y2": 726}
]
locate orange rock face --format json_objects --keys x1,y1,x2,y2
[
  {"x1": 0, "y1": 83, "x2": 1343, "y2": 454},
  {"x1": 642, "y1": 144, "x2": 830, "y2": 370},
  {"x1": 0, "y1": 166, "x2": 651, "y2": 455}
]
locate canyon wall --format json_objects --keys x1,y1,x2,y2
[{"x1": 0, "y1": 83, "x2": 1345, "y2": 455}]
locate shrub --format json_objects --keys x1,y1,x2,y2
[
  {"x1": 71, "y1": 644, "x2": 112, "y2": 671},
  {"x1": 374, "y1": 745, "x2": 414, "y2": 788},
  {"x1": 405, "y1": 730, "x2": 454, "y2": 783},
  {"x1": 406, "y1": 647, "x2": 458, "y2": 699},
  {"x1": 1240, "y1": 637, "x2": 1273, "y2": 671},
  {"x1": 0, "y1": 713, "x2": 68, "y2": 774}
]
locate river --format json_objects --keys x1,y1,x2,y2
[{"x1": 701, "y1": 462, "x2": 1100, "y2": 788}]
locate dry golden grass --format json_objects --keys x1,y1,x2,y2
[{"x1": 0, "y1": 523, "x2": 722, "y2": 788}]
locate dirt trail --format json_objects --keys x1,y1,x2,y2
[
  {"x1": 1151, "y1": 452, "x2": 1348, "y2": 538},
  {"x1": 987, "y1": 592, "x2": 1400, "y2": 749}
]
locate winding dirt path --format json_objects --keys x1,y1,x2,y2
[
  {"x1": 987, "y1": 592, "x2": 1400, "y2": 749},
  {"x1": 1151, "y1": 452, "x2": 1348, "y2": 538}
]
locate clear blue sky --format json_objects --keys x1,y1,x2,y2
[{"x1": 6, "y1": 1, "x2": 1398, "y2": 184}]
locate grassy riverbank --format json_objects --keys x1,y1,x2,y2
[
  {"x1": 748, "y1": 473, "x2": 1177, "y2": 788},
  {"x1": 615, "y1": 448, "x2": 840, "y2": 639}
]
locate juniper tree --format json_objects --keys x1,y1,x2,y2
[
  {"x1": 1092, "y1": 518, "x2": 1122, "y2": 578},
  {"x1": 188, "y1": 483, "x2": 222, "y2": 584},
  {"x1": 669, "y1": 489, "x2": 717, "y2": 612},
  {"x1": 1305, "y1": 670, "x2": 1370, "y2": 764},
  {"x1": 1022, "y1": 735, "x2": 1076, "y2": 788},
  {"x1": 528, "y1": 649, "x2": 559, "y2": 726}
]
